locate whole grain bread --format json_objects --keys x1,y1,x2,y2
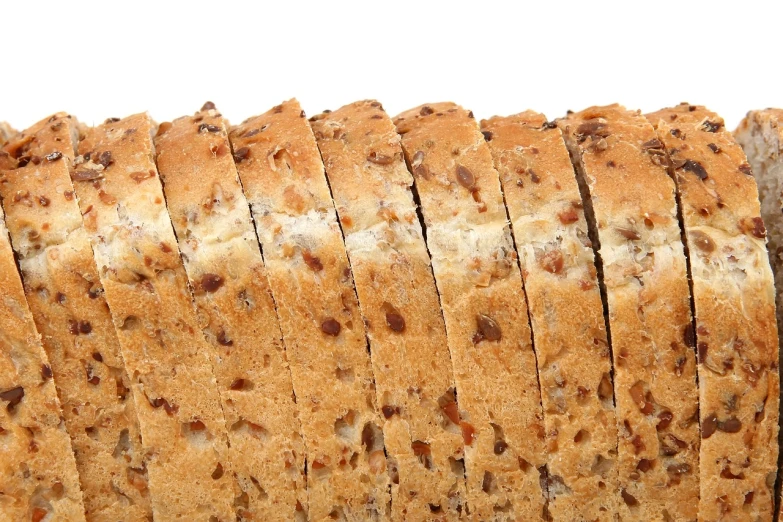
[
  {"x1": 311, "y1": 100, "x2": 467, "y2": 521},
  {"x1": 481, "y1": 111, "x2": 620, "y2": 521},
  {"x1": 154, "y1": 104, "x2": 306, "y2": 521},
  {"x1": 0, "y1": 199, "x2": 86, "y2": 521},
  {"x1": 560, "y1": 104, "x2": 700, "y2": 521},
  {"x1": 72, "y1": 114, "x2": 236, "y2": 520},
  {"x1": 649, "y1": 104, "x2": 780, "y2": 521},
  {"x1": 394, "y1": 103, "x2": 548, "y2": 521},
  {"x1": 229, "y1": 99, "x2": 391, "y2": 521},
  {"x1": 0, "y1": 114, "x2": 151, "y2": 521}
]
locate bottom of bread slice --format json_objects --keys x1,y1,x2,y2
[{"x1": 0, "y1": 205, "x2": 86, "y2": 522}]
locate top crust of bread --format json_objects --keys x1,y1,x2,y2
[
  {"x1": 0, "y1": 114, "x2": 151, "y2": 520},
  {"x1": 649, "y1": 104, "x2": 780, "y2": 521},
  {"x1": 481, "y1": 111, "x2": 620, "y2": 521},
  {"x1": 560, "y1": 104, "x2": 699, "y2": 521},
  {"x1": 394, "y1": 102, "x2": 548, "y2": 521},
  {"x1": 0, "y1": 198, "x2": 86, "y2": 521},
  {"x1": 311, "y1": 100, "x2": 467, "y2": 521},
  {"x1": 230, "y1": 99, "x2": 391, "y2": 521},
  {"x1": 154, "y1": 106, "x2": 306, "y2": 521},
  {"x1": 72, "y1": 113, "x2": 236, "y2": 520}
]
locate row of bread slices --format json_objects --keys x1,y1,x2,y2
[{"x1": 0, "y1": 100, "x2": 781, "y2": 522}]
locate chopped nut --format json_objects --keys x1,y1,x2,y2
[
  {"x1": 476, "y1": 314, "x2": 502, "y2": 342},
  {"x1": 739, "y1": 163, "x2": 753, "y2": 176},
  {"x1": 0, "y1": 386, "x2": 24, "y2": 412},
  {"x1": 420, "y1": 106, "x2": 434, "y2": 116},
  {"x1": 679, "y1": 159, "x2": 708, "y2": 180},
  {"x1": 97, "y1": 151, "x2": 113, "y2": 168},
  {"x1": 233, "y1": 146, "x2": 250, "y2": 163},
  {"x1": 707, "y1": 143, "x2": 721, "y2": 153},
  {"x1": 199, "y1": 123, "x2": 220, "y2": 133},
  {"x1": 657, "y1": 411, "x2": 673, "y2": 431},
  {"x1": 72, "y1": 169, "x2": 105, "y2": 182},
  {"x1": 302, "y1": 251, "x2": 323, "y2": 272},
  {"x1": 385, "y1": 311, "x2": 405, "y2": 332},
  {"x1": 201, "y1": 273, "x2": 224, "y2": 292},
  {"x1": 321, "y1": 318, "x2": 341, "y2": 336},
  {"x1": 701, "y1": 120, "x2": 724, "y2": 133},
  {"x1": 538, "y1": 249, "x2": 564, "y2": 274},
  {"x1": 45, "y1": 151, "x2": 63, "y2": 162}
]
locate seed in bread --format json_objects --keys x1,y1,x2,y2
[
  {"x1": 72, "y1": 113, "x2": 236, "y2": 520},
  {"x1": 481, "y1": 111, "x2": 620, "y2": 521},
  {"x1": 0, "y1": 186, "x2": 86, "y2": 520},
  {"x1": 560, "y1": 104, "x2": 699, "y2": 521},
  {"x1": 230, "y1": 99, "x2": 391, "y2": 521},
  {"x1": 649, "y1": 104, "x2": 779, "y2": 521},
  {"x1": 0, "y1": 113, "x2": 151, "y2": 521},
  {"x1": 154, "y1": 104, "x2": 306, "y2": 521},
  {"x1": 311, "y1": 100, "x2": 467, "y2": 521},
  {"x1": 394, "y1": 103, "x2": 548, "y2": 521}
]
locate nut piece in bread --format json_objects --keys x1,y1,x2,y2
[
  {"x1": 72, "y1": 113, "x2": 236, "y2": 520},
  {"x1": 311, "y1": 100, "x2": 467, "y2": 521},
  {"x1": 394, "y1": 103, "x2": 548, "y2": 521},
  {"x1": 155, "y1": 104, "x2": 306, "y2": 521},
  {"x1": 0, "y1": 113, "x2": 151, "y2": 520},
  {"x1": 560, "y1": 104, "x2": 699, "y2": 521},
  {"x1": 230, "y1": 99, "x2": 391, "y2": 521},
  {"x1": 482, "y1": 111, "x2": 620, "y2": 521},
  {"x1": 649, "y1": 104, "x2": 780, "y2": 521}
]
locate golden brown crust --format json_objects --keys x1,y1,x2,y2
[
  {"x1": 154, "y1": 105, "x2": 306, "y2": 521},
  {"x1": 649, "y1": 104, "x2": 779, "y2": 521},
  {"x1": 394, "y1": 103, "x2": 548, "y2": 521},
  {"x1": 560, "y1": 104, "x2": 699, "y2": 521},
  {"x1": 311, "y1": 100, "x2": 467, "y2": 521},
  {"x1": 230, "y1": 99, "x2": 391, "y2": 521},
  {"x1": 72, "y1": 113, "x2": 236, "y2": 520},
  {"x1": 0, "y1": 208, "x2": 86, "y2": 521},
  {"x1": 0, "y1": 114, "x2": 151, "y2": 521},
  {"x1": 481, "y1": 111, "x2": 619, "y2": 521}
]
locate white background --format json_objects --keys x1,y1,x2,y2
[{"x1": 1, "y1": 1, "x2": 780, "y2": 131}]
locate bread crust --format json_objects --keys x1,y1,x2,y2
[
  {"x1": 0, "y1": 200, "x2": 86, "y2": 522},
  {"x1": 394, "y1": 103, "x2": 548, "y2": 521},
  {"x1": 481, "y1": 111, "x2": 620, "y2": 521},
  {"x1": 72, "y1": 113, "x2": 236, "y2": 520},
  {"x1": 0, "y1": 114, "x2": 151, "y2": 521},
  {"x1": 560, "y1": 104, "x2": 699, "y2": 521},
  {"x1": 311, "y1": 100, "x2": 467, "y2": 521},
  {"x1": 649, "y1": 104, "x2": 780, "y2": 521},
  {"x1": 154, "y1": 106, "x2": 306, "y2": 521},
  {"x1": 229, "y1": 99, "x2": 391, "y2": 521}
]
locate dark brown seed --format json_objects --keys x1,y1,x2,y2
[
  {"x1": 201, "y1": 273, "x2": 224, "y2": 292},
  {"x1": 680, "y1": 159, "x2": 708, "y2": 180},
  {"x1": 670, "y1": 128, "x2": 682, "y2": 138},
  {"x1": 92, "y1": 352, "x2": 103, "y2": 363},
  {"x1": 718, "y1": 417, "x2": 742, "y2": 433},
  {"x1": 702, "y1": 413, "x2": 718, "y2": 438},
  {"x1": 72, "y1": 169, "x2": 104, "y2": 182},
  {"x1": 97, "y1": 151, "x2": 113, "y2": 168},
  {"x1": 233, "y1": 147, "x2": 250, "y2": 163},
  {"x1": 1, "y1": 386, "x2": 25, "y2": 411},
  {"x1": 481, "y1": 130, "x2": 493, "y2": 142},
  {"x1": 456, "y1": 165, "x2": 476, "y2": 190},
  {"x1": 39, "y1": 196, "x2": 50, "y2": 207},
  {"x1": 739, "y1": 163, "x2": 753, "y2": 176},
  {"x1": 302, "y1": 251, "x2": 323, "y2": 272},
  {"x1": 199, "y1": 123, "x2": 220, "y2": 133},
  {"x1": 382, "y1": 405, "x2": 397, "y2": 419},
  {"x1": 476, "y1": 314, "x2": 502, "y2": 342},
  {"x1": 201, "y1": 101, "x2": 216, "y2": 111},
  {"x1": 68, "y1": 320, "x2": 79, "y2": 335},
  {"x1": 212, "y1": 463, "x2": 224, "y2": 480},
  {"x1": 87, "y1": 375, "x2": 100, "y2": 385},
  {"x1": 641, "y1": 138, "x2": 664, "y2": 151},
  {"x1": 494, "y1": 440, "x2": 508, "y2": 455},
  {"x1": 230, "y1": 379, "x2": 245, "y2": 390},
  {"x1": 542, "y1": 121, "x2": 557, "y2": 130},
  {"x1": 683, "y1": 323, "x2": 695, "y2": 348},
  {"x1": 41, "y1": 365, "x2": 52, "y2": 380},
  {"x1": 657, "y1": 411, "x2": 673, "y2": 431},
  {"x1": 575, "y1": 120, "x2": 609, "y2": 142},
  {"x1": 420, "y1": 106, "x2": 434, "y2": 116},
  {"x1": 707, "y1": 143, "x2": 721, "y2": 153},
  {"x1": 45, "y1": 151, "x2": 63, "y2": 162},
  {"x1": 690, "y1": 230, "x2": 715, "y2": 252},
  {"x1": 386, "y1": 312, "x2": 405, "y2": 332},
  {"x1": 750, "y1": 217, "x2": 766, "y2": 239},
  {"x1": 621, "y1": 489, "x2": 638, "y2": 507},
  {"x1": 79, "y1": 321, "x2": 92, "y2": 334},
  {"x1": 701, "y1": 120, "x2": 724, "y2": 133},
  {"x1": 616, "y1": 228, "x2": 641, "y2": 240},
  {"x1": 105, "y1": 117, "x2": 121, "y2": 124},
  {"x1": 321, "y1": 318, "x2": 341, "y2": 336},
  {"x1": 636, "y1": 459, "x2": 653, "y2": 473},
  {"x1": 367, "y1": 152, "x2": 394, "y2": 165}
]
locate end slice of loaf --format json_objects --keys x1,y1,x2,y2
[
  {"x1": 0, "y1": 114, "x2": 151, "y2": 520},
  {"x1": 72, "y1": 114, "x2": 236, "y2": 520},
  {"x1": 394, "y1": 103, "x2": 548, "y2": 521},
  {"x1": 154, "y1": 105, "x2": 306, "y2": 521},
  {"x1": 229, "y1": 99, "x2": 391, "y2": 521},
  {"x1": 560, "y1": 104, "x2": 699, "y2": 521},
  {"x1": 649, "y1": 104, "x2": 780, "y2": 520},
  {"x1": 311, "y1": 100, "x2": 467, "y2": 521},
  {"x1": 0, "y1": 197, "x2": 86, "y2": 521},
  {"x1": 481, "y1": 111, "x2": 620, "y2": 520}
]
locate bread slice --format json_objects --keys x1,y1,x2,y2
[
  {"x1": 649, "y1": 104, "x2": 780, "y2": 520},
  {"x1": 154, "y1": 104, "x2": 306, "y2": 521},
  {"x1": 394, "y1": 103, "x2": 548, "y2": 520},
  {"x1": 72, "y1": 114, "x2": 236, "y2": 520},
  {"x1": 0, "y1": 114, "x2": 151, "y2": 520},
  {"x1": 229, "y1": 99, "x2": 391, "y2": 521},
  {"x1": 559, "y1": 105, "x2": 699, "y2": 521},
  {"x1": 481, "y1": 111, "x2": 620, "y2": 520},
  {"x1": 0, "y1": 193, "x2": 86, "y2": 520},
  {"x1": 311, "y1": 100, "x2": 467, "y2": 520}
]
